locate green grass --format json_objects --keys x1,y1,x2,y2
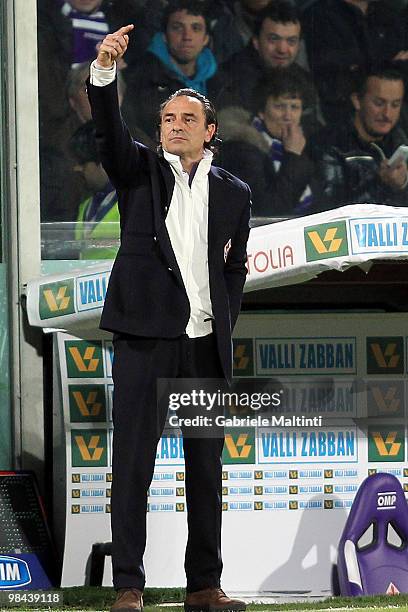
[{"x1": 4, "y1": 589, "x2": 408, "y2": 612}]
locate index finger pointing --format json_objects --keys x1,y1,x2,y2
[{"x1": 117, "y1": 24, "x2": 134, "y2": 35}]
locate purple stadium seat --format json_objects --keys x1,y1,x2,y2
[{"x1": 338, "y1": 472, "x2": 408, "y2": 596}]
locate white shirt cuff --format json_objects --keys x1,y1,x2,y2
[{"x1": 90, "y1": 60, "x2": 117, "y2": 86}]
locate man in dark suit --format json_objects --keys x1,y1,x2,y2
[{"x1": 87, "y1": 25, "x2": 251, "y2": 612}]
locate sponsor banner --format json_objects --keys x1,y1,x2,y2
[
  {"x1": 155, "y1": 433, "x2": 185, "y2": 466},
  {"x1": 326, "y1": 469, "x2": 358, "y2": 478},
  {"x1": 223, "y1": 429, "x2": 256, "y2": 465},
  {"x1": 76, "y1": 271, "x2": 109, "y2": 312},
  {"x1": 232, "y1": 339, "x2": 254, "y2": 377},
  {"x1": 68, "y1": 385, "x2": 108, "y2": 423},
  {"x1": 349, "y1": 217, "x2": 408, "y2": 255},
  {"x1": 72, "y1": 472, "x2": 106, "y2": 484},
  {"x1": 27, "y1": 205, "x2": 408, "y2": 330},
  {"x1": 71, "y1": 488, "x2": 106, "y2": 499},
  {"x1": 0, "y1": 556, "x2": 31, "y2": 588},
  {"x1": 366, "y1": 380, "x2": 405, "y2": 418},
  {"x1": 39, "y1": 279, "x2": 75, "y2": 319},
  {"x1": 279, "y1": 380, "x2": 357, "y2": 416},
  {"x1": 65, "y1": 340, "x2": 104, "y2": 379},
  {"x1": 0, "y1": 554, "x2": 52, "y2": 590},
  {"x1": 223, "y1": 486, "x2": 254, "y2": 496},
  {"x1": 28, "y1": 263, "x2": 113, "y2": 329},
  {"x1": 149, "y1": 487, "x2": 175, "y2": 497},
  {"x1": 71, "y1": 504, "x2": 106, "y2": 514},
  {"x1": 56, "y1": 313, "x2": 408, "y2": 592},
  {"x1": 367, "y1": 425, "x2": 405, "y2": 463},
  {"x1": 255, "y1": 338, "x2": 356, "y2": 376},
  {"x1": 224, "y1": 470, "x2": 254, "y2": 480},
  {"x1": 257, "y1": 428, "x2": 358, "y2": 464},
  {"x1": 151, "y1": 472, "x2": 176, "y2": 482},
  {"x1": 71, "y1": 430, "x2": 109, "y2": 468},
  {"x1": 366, "y1": 337, "x2": 404, "y2": 375},
  {"x1": 304, "y1": 221, "x2": 348, "y2": 261}
]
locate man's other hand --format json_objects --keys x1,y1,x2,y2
[
  {"x1": 281, "y1": 123, "x2": 306, "y2": 156},
  {"x1": 379, "y1": 159, "x2": 408, "y2": 191},
  {"x1": 96, "y1": 24, "x2": 134, "y2": 68}
]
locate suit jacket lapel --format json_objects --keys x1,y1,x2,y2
[
  {"x1": 208, "y1": 167, "x2": 233, "y2": 264},
  {"x1": 147, "y1": 155, "x2": 185, "y2": 287}
]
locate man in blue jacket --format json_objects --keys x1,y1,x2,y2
[
  {"x1": 122, "y1": 0, "x2": 217, "y2": 140},
  {"x1": 88, "y1": 23, "x2": 250, "y2": 612}
]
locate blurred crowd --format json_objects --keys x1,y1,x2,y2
[{"x1": 38, "y1": 0, "x2": 408, "y2": 249}]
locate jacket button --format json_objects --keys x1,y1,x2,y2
[
  {"x1": 153, "y1": 236, "x2": 157, "y2": 242},
  {"x1": 164, "y1": 206, "x2": 168, "y2": 212},
  {"x1": 168, "y1": 267, "x2": 172, "y2": 272}
]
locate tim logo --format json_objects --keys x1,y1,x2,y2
[
  {"x1": 65, "y1": 341, "x2": 104, "y2": 378},
  {"x1": 232, "y1": 339, "x2": 254, "y2": 377},
  {"x1": 377, "y1": 491, "x2": 397, "y2": 510},
  {"x1": 69, "y1": 385, "x2": 107, "y2": 422},
  {"x1": 0, "y1": 557, "x2": 31, "y2": 588},
  {"x1": 366, "y1": 337, "x2": 404, "y2": 374},
  {"x1": 39, "y1": 279, "x2": 75, "y2": 319},
  {"x1": 223, "y1": 429, "x2": 255, "y2": 465},
  {"x1": 71, "y1": 430, "x2": 108, "y2": 467},
  {"x1": 304, "y1": 222, "x2": 348, "y2": 261}
]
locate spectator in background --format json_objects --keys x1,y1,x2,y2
[
  {"x1": 67, "y1": 62, "x2": 130, "y2": 122},
  {"x1": 302, "y1": 0, "x2": 408, "y2": 124},
  {"x1": 210, "y1": 0, "x2": 319, "y2": 132},
  {"x1": 70, "y1": 121, "x2": 120, "y2": 260},
  {"x1": 122, "y1": 0, "x2": 217, "y2": 140},
  {"x1": 209, "y1": 0, "x2": 272, "y2": 64},
  {"x1": 37, "y1": 0, "x2": 144, "y2": 149},
  {"x1": 309, "y1": 66, "x2": 408, "y2": 210},
  {"x1": 218, "y1": 71, "x2": 314, "y2": 217},
  {"x1": 37, "y1": 0, "x2": 145, "y2": 221}
]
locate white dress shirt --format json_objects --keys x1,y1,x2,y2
[{"x1": 90, "y1": 60, "x2": 214, "y2": 338}]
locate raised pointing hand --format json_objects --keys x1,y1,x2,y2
[{"x1": 96, "y1": 24, "x2": 134, "y2": 68}]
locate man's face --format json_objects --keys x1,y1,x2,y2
[
  {"x1": 160, "y1": 95, "x2": 215, "y2": 160},
  {"x1": 241, "y1": 0, "x2": 271, "y2": 12},
  {"x1": 259, "y1": 94, "x2": 303, "y2": 138},
  {"x1": 165, "y1": 10, "x2": 209, "y2": 64},
  {"x1": 253, "y1": 18, "x2": 301, "y2": 68},
  {"x1": 68, "y1": 0, "x2": 103, "y2": 13},
  {"x1": 352, "y1": 76, "x2": 404, "y2": 140},
  {"x1": 74, "y1": 161, "x2": 108, "y2": 192}
]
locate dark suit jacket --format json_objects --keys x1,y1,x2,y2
[{"x1": 87, "y1": 79, "x2": 251, "y2": 383}]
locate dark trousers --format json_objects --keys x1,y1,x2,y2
[{"x1": 111, "y1": 332, "x2": 225, "y2": 592}]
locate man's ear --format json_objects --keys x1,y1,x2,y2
[
  {"x1": 252, "y1": 36, "x2": 259, "y2": 53},
  {"x1": 205, "y1": 123, "x2": 216, "y2": 143},
  {"x1": 351, "y1": 92, "x2": 360, "y2": 112}
]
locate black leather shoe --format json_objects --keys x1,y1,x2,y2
[
  {"x1": 184, "y1": 587, "x2": 246, "y2": 611},
  {"x1": 110, "y1": 588, "x2": 143, "y2": 611}
]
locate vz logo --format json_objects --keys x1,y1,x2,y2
[
  {"x1": 366, "y1": 337, "x2": 404, "y2": 374},
  {"x1": 305, "y1": 222, "x2": 348, "y2": 261},
  {"x1": 39, "y1": 279, "x2": 75, "y2": 319}
]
